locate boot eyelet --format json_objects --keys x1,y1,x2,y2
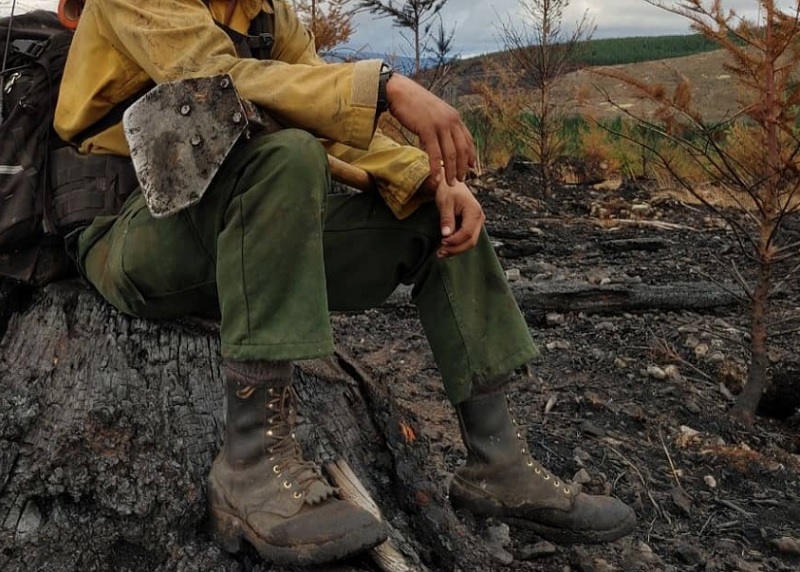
[
  {"x1": 526, "y1": 460, "x2": 533, "y2": 467},
  {"x1": 543, "y1": 474, "x2": 550, "y2": 480},
  {"x1": 534, "y1": 468, "x2": 541, "y2": 474},
  {"x1": 283, "y1": 481, "x2": 292, "y2": 489},
  {"x1": 521, "y1": 448, "x2": 527, "y2": 454},
  {"x1": 554, "y1": 480, "x2": 560, "y2": 487},
  {"x1": 266, "y1": 430, "x2": 273, "y2": 437},
  {"x1": 563, "y1": 486, "x2": 571, "y2": 495},
  {"x1": 272, "y1": 465, "x2": 281, "y2": 474},
  {"x1": 516, "y1": 432, "x2": 522, "y2": 439},
  {"x1": 293, "y1": 492, "x2": 302, "y2": 499}
]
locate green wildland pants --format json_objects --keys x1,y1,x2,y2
[{"x1": 75, "y1": 129, "x2": 537, "y2": 404}]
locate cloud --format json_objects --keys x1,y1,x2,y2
[
  {"x1": 2, "y1": 0, "x2": 789, "y2": 58},
  {"x1": 349, "y1": 0, "x2": 784, "y2": 57}
]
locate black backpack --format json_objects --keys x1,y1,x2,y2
[
  {"x1": 0, "y1": 10, "x2": 74, "y2": 285},
  {"x1": 0, "y1": 7, "x2": 276, "y2": 286}
]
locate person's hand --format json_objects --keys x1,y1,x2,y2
[
  {"x1": 432, "y1": 177, "x2": 485, "y2": 258},
  {"x1": 385, "y1": 73, "x2": 476, "y2": 187}
]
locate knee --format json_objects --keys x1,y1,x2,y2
[{"x1": 267, "y1": 129, "x2": 327, "y2": 176}]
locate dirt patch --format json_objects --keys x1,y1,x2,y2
[{"x1": 331, "y1": 169, "x2": 800, "y2": 571}]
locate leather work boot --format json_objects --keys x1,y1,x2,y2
[
  {"x1": 449, "y1": 392, "x2": 636, "y2": 544},
  {"x1": 208, "y1": 361, "x2": 387, "y2": 565}
]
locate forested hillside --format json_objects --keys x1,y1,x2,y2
[{"x1": 573, "y1": 33, "x2": 720, "y2": 66}]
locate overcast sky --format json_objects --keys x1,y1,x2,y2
[{"x1": 0, "y1": 0, "x2": 780, "y2": 57}]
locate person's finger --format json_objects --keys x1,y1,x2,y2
[
  {"x1": 440, "y1": 202, "x2": 484, "y2": 258},
  {"x1": 443, "y1": 206, "x2": 483, "y2": 249},
  {"x1": 463, "y1": 127, "x2": 477, "y2": 171},
  {"x1": 418, "y1": 125, "x2": 444, "y2": 185},
  {"x1": 451, "y1": 126, "x2": 471, "y2": 183},
  {"x1": 437, "y1": 189, "x2": 456, "y2": 239},
  {"x1": 439, "y1": 128, "x2": 458, "y2": 186}
]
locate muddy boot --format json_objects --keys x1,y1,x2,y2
[
  {"x1": 208, "y1": 360, "x2": 387, "y2": 565},
  {"x1": 449, "y1": 391, "x2": 636, "y2": 544}
]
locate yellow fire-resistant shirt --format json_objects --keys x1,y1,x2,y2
[{"x1": 54, "y1": 0, "x2": 432, "y2": 218}]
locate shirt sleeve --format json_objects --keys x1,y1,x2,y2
[
  {"x1": 323, "y1": 131, "x2": 435, "y2": 219},
  {"x1": 95, "y1": 0, "x2": 381, "y2": 149}
]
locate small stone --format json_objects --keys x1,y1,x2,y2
[
  {"x1": 505, "y1": 268, "x2": 521, "y2": 281},
  {"x1": 770, "y1": 536, "x2": 800, "y2": 556},
  {"x1": 704, "y1": 475, "x2": 718, "y2": 488},
  {"x1": 519, "y1": 540, "x2": 558, "y2": 560},
  {"x1": 684, "y1": 334, "x2": 700, "y2": 349},
  {"x1": 573, "y1": 447, "x2": 592, "y2": 465},
  {"x1": 674, "y1": 542, "x2": 704, "y2": 565},
  {"x1": 708, "y1": 351, "x2": 726, "y2": 363},
  {"x1": 599, "y1": 277, "x2": 612, "y2": 286},
  {"x1": 614, "y1": 357, "x2": 629, "y2": 369},
  {"x1": 594, "y1": 321, "x2": 616, "y2": 331},
  {"x1": 646, "y1": 365, "x2": 667, "y2": 380},
  {"x1": 546, "y1": 313, "x2": 566, "y2": 326},
  {"x1": 670, "y1": 486, "x2": 692, "y2": 516},
  {"x1": 589, "y1": 348, "x2": 606, "y2": 361},
  {"x1": 579, "y1": 420, "x2": 606, "y2": 438},
  {"x1": 694, "y1": 343, "x2": 710, "y2": 358},
  {"x1": 622, "y1": 540, "x2": 664, "y2": 570},
  {"x1": 485, "y1": 521, "x2": 512, "y2": 547},
  {"x1": 664, "y1": 364, "x2": 681, "y2": 380},
  {"x1": 573, "y1": 468, "x2": 592, "y2": 484},
  {"x1": 487, "y1": 545, "x2": 514, "y2": 565},
  {"x1": 546, "y1": 340, "x2": 572, "y2": 351},
  {"x1": 685, "y1": 401, "x2": 701, "y2": 414}
]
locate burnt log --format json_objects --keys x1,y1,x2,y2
[
  {"x1": 384, "y1": 280, "x2": 742, "y2": 315},
  {"x1": 512, "y1": 280, "x2": 743, "y2": 314},
  {"x1": 0, "y1": 280, "x2": 492, "y2": 572}
]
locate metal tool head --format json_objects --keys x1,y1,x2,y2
[{"x1": 123, "y1": 74, "x2": 252, "y2": 218}]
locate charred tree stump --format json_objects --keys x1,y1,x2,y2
[{"x1": 0, "y1": 280, "x2": 492, "y2": 572}]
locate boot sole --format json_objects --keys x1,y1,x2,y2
[
  {"x1": 450, "y1": 479, "x2": 637, "y2": 545},
  {"x1": 208, "y1": 506, "x2": 387, "y2": 565}
]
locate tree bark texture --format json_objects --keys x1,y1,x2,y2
[
  {"x1": 0, "y1": 280, "x2": 487, "y2": 572},
  {"x1": 0, "y1": 273, "x2": 746, "y2": 570}
]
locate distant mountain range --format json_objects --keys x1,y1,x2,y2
[{"x1": 326, "y1": 50, "x2": 442, "y2": 73}]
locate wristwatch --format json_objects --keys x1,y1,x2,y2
[{"x1": 376, "y1": 62, "x2": 394, "y2": 114}]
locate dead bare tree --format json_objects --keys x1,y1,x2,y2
[
  {"x1": 498, "y1": 0, "x2": 594, "y2": 198},
  {"x1": 292, "y1": 0, "x2": 356, "y2": 54},
  {"x1": 597, "y1": 0, "x2": 800, "y2": 425},
  {"x1": 424, "y1": 15, "x2": 457, "y2": 98},
  {"x1": 354, "y1": 0, "x2": 448, "y2": 74}
]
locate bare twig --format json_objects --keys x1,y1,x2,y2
[
  {"x1": 607, "y1": 446, "x2": 670, "y2": 524},
  {"x1": 658, "y1": 427, "x2": 683, "y2": 490}
]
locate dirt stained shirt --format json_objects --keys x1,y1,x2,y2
[{"x1": 54, "y1": 0, "x2": 433, "y2": 218}]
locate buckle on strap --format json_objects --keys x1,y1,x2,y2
[
  {"x1": 246, "y1": 33, "x2": 274, "y2": 53},
  {"x1": 11, "y1": 39, "x2": 48, "y2": 60}
]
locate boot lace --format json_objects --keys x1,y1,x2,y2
[
  {"x1": 263, "y1": 386, "x2": 336, "y2": 503},
  {"x1": 512, "y1": 417, "x2": 574, "y2": 497}
]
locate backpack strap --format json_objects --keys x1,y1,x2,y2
[
  {"x1": 72, "y1": 84, "x2": 152, "y2": 145},
  {"x1": 203, "y1": 0, "x2": 275, "y2": 60}
]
